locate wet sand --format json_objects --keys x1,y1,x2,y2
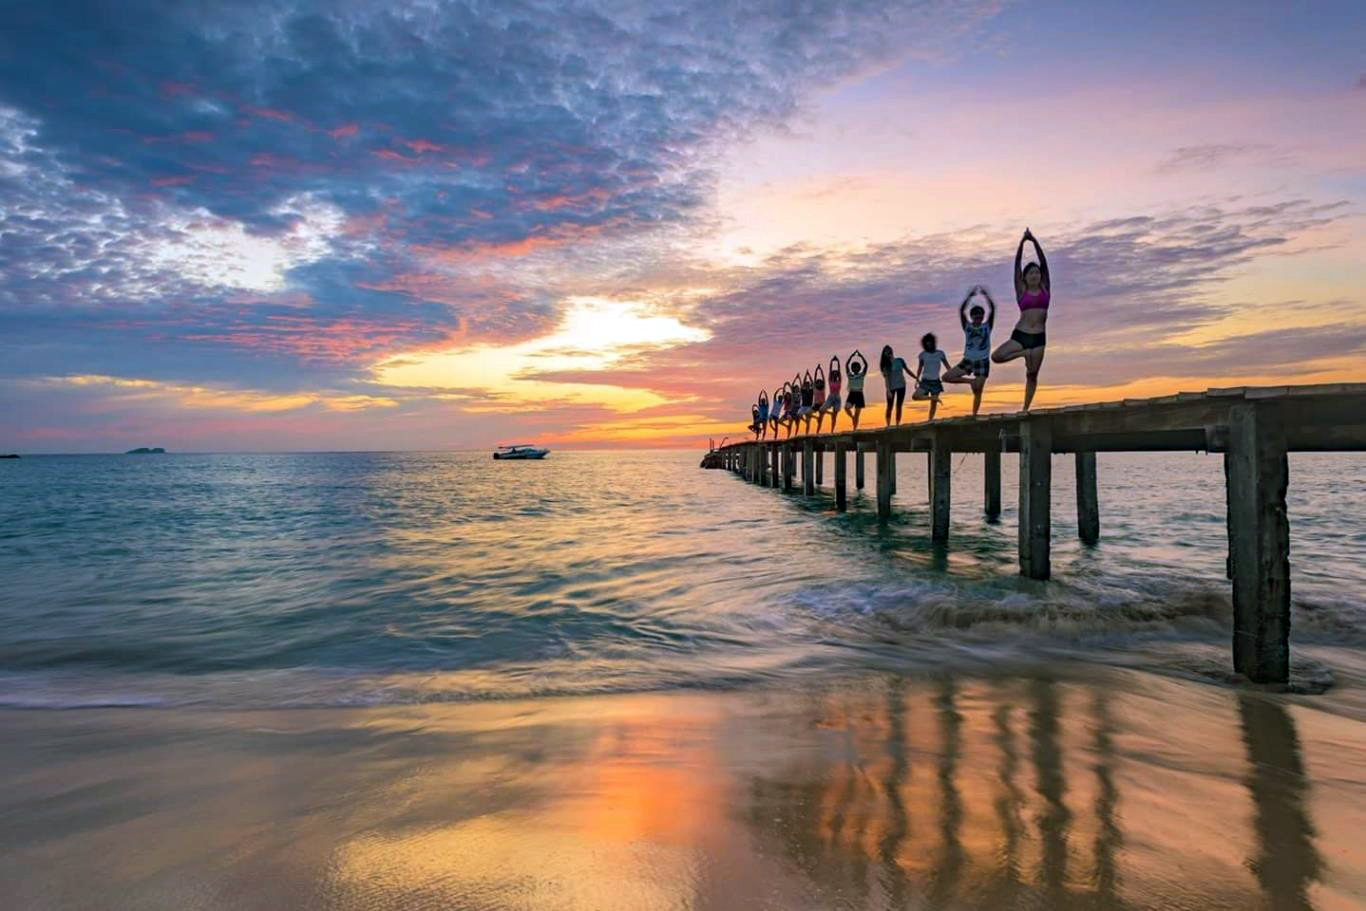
[{"x1": 3, "y1": 663, "x2": 1365, "y2": 910}]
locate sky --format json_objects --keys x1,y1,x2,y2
[{"x1": 1, "y1": 0, "x2": 1363, "y2": 452}]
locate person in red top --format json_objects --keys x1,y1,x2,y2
[{"x1": 991, "y1": 228, "x2": 1051, "y2": 411}]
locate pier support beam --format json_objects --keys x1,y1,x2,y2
[
  {"x1": 931, "y1": 437, "x2": 951, "y2": 543},
  {"x1": 802, "y1": 440, "x2": 815, "y2": 495},
  {"x1": 855, "y1": 445, "x2": 866, "y2": 490},
  {"x1": 815, "y1": 444, "x2": 824, "y2": 486},
  {"x1": 771, "y1": 446, "x2": 780, "y2": 489},
  {"x1": 834, "y1": 443, "x2": 847, "y2": 512},
  {"x1": 984, "y1": 442, "x2": 1001, "y2": 520},
  {"x1": 1225, "y1": 403, "x2": 1290, "y2": 684},
  {"x1": 1076, "y1": 451, "x2": 1099, "y2": 544},
  {"x1": 889, "y1": 449, "x2": 897, "y2": 495},
  {"x1": 876, "y1": 439, "x2": 893, "y2": 522},
  {"x1": 783, "y1": 445, "x2": 794, "y2": 492},
  {"x1": 1018, "y1": 421, "x2": 1052, "y2": 580}
]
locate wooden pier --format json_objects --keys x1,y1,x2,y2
[{"x1": 704, "y1": 384, "x2": 1366, "y2": 685}]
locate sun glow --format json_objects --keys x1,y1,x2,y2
[{"x1": 371, "y1": 297, "x2": 710, "y2": 413}]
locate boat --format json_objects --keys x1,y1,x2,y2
[{"x1": 492, "y1": 444, "x2": 549, "y2": 460}]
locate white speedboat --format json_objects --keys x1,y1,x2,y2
[{"x1": 492, "y1": 444, "x2": 550, "y2": 460}]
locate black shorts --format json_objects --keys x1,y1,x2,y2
[
  {"x1": 916, "y1": 379, "x2": 944, "y2": 396},
  {"x1": 1010, "y1": 328, "x2": 1046, "y2": 349},
  {"x1": 955, "y1": 357, "x2": 990, "y2": 377},
  {"x1": 847, "y1": 390, "x2": 865, "y2": 408}
]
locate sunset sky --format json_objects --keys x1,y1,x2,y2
[{"x1": 2, "y1": 0, "x2": 1364, "y2": 451}]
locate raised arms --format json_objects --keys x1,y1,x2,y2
[
  {"x1": 960, "y1": 286, "x2": 978, "y2": 328},
  {"x1": 1033, "y1": 234, "x2": 1050, "y2": 291},
  {"x1": 1014, "y1": 228, "x2": 1049, "y2": 298},
  {"x1": 979, "y1": 286, "x2": 997, "y2": 327},
  {"x1": 1014, "y1": 232, "x2": 1027, "y2": 299},
  {"x1": 846, "y1": 349, "x2": 867, "y2": 374}
]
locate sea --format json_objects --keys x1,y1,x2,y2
[{"x1": 3, "y1": 450, "x2": 1365, "y2": 710}]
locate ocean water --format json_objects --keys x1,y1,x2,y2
[{"x1": 2, "y1": 450, "x2": 1364, "y2": 708}]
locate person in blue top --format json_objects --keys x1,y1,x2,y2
[
  {"x1": 943, "y1": 285, "x2": 996, "y2": 417},
  {"x1": 756, "y1": 390, "x2": 769, "y2": 439}
]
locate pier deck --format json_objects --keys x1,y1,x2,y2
[{"x1": 703, "y1": 384, "x2": 1366, "y2": 685}]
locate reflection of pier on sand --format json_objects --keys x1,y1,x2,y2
[
  {"x1": 0, "y1": 669, "x2": 1357, "y2": 910},
  {"x1": 741, "y1": 675, "x2": 1332, "y2": 911}
]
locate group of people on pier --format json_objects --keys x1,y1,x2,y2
[{"x1": 748, "y1": 229, "x2": 1051, "y2": 439}]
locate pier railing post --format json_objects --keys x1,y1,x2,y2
[
  {"x1": 834, "y1": 443, "x2": 847, "y2": 511},
  {"x1": 1076, "y1": 451, "x2": 1099, "y2": 544},
  {"x1": 984, "y1": 442, "x2": 1001, "y2": 520},
  {"x1": 1018, "y1": 421, "x2": 1052, "y2": 580},
  {"x1": 1225, "y1": 403, "x2": 1290, "y2": 684},
  {"x1": 855, "y1": 444, "x2": 866, "y2": 490},
  {"x1": 802, "y1": 440, "x2": 815, "y2": 495},
  {"x1": 932, "y1": 436, "x2": 951, "y2": 543},
  {"x1": 876, "y1": 439, "x2": 893, "y2": 522},
  {"x1": 815, "y1": 443, "x2": 824, "y2": 486}
]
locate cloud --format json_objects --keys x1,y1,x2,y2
[
  {"x1": 1153, "y1": 143, "x2": 1269, "y2": 174},
  {"x1": 0, "y1": 0, "x2": 1003, "y2": 402},
  {"x1": 596, "y1": 197, "x2": 1358, "y2": 413}
]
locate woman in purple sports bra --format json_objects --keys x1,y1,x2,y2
[{"x1": 991, "y1": 228, "x2": 1051, "y2": 411}]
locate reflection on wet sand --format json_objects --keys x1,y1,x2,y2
[
  {"x1": 1238, "y1": 694, "x2": 1322, "y2": 911},
  {"x1": 741, "y1": 677, "x2": 1333, "y2": 911},
  {"x1": 0, "y1": 670, "x2": 1353, "y2": 911}
]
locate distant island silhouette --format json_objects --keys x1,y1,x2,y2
[{"x1": 126, "y1": 447, "x2": 166, "y2": 454}]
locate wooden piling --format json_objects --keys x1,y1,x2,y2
[
  {"x1": 855, "y1": 445, "x2": 865, "y2": 490},
  {"x1": 834, "y1": 443, "x2": 847, "y2": 511},
  {"x1": 783, "y1": 445, "x2": 794, "y2": 492},
  {"x1": 1076, "y1": 451, "x2": 1099, "y2": 544},
  {"x1": 1018, "y1": 421, "x2": 1052, "y2": 580},
  {"x1": 802, "y1": 440, "x2": 815, "y2": 495},
  {"x1": 932, "y1": 437, "x2": 951, "y2": 542},
  {"x1": 815, "y1": 444, "x2": 824, "y2": 486},
  {"x1": 1225, "y1": 403, "x2": 1290, "y2": 684},
  {"x1": 889, "y1": 449, "x2": 897, "y2": 495},
  {"x1": 876, "y1": 439, "x2": 893, "y2": 522},
  {"x1": 771, "y1": 445, "x2": 780, "y2": 489},
  {"x1": 984, "y1": 442, "x2": 1001, "y2": 520}
]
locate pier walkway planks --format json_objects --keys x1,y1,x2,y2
[{"x1": 704, "y1": 384, "x2": 1366, "y2": 685}]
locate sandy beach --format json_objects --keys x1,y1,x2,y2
[{"x1": 4, "y1": 660, "x2": 1365, "y2": 910}]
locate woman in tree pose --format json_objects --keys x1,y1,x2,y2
[
  {"x1": 756, "y1": 390, "x2": 769, "y2": 439},
  {"x1": 797, "y1": 370, "x2": 815, "y2": 434},
  {"x1": 815, "y1": 356, "x2": 842, "y2": 433},
  {"x1": 843, "y1": 350, "x2": 868, "y2": 430},
  {"x1": 879, "y1": 344, "x2": 915, "y2": 426},
  {"x1": 943, "y1": 285, "x2": 996, "y2": 417},
  {"x1": 991, "y1": 228, "x2": 1050, "y2": 411},
  {"x1": 770, "y1": 386, "x2": 785, "y2": 436}
]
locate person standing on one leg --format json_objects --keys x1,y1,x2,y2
[
  {"x1": 816, "y1": 355, "x2": 842, "y2": 433},
  {"x1": 991, "y1": 228, "x2": 1050, "y2": 411},
  {"x1": 943, "y1": 285, "x2": 995, "y2": 417},
  {"x1": 911, "y1": 333, "x2": 950, "y2": 421},
  {"x1": 844, "y1": 350, "x2": 868, "y2": 431}
]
